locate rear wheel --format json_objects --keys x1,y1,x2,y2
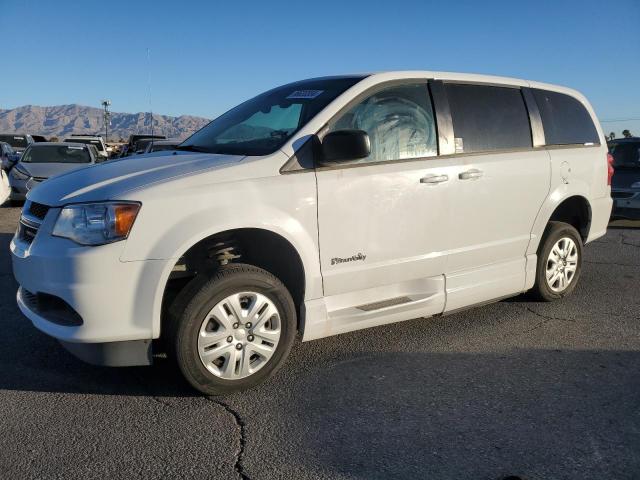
[
  {"x1": 167, "y1": 264, "x2": 297, "y2": 395},
  {"x1": 531, "y1": 221, "x2": 583, "y2": 301}
]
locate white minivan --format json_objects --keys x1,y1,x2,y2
[{"x1": 11, "y1": 71, "x2": 613, "y2": 394}]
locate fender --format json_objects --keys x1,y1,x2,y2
[
  {"x1": 148, "y1": 222, "x2": 319, "y2": 339},
  {"x1": 121, "y1": 173, "x2": 322, "y2": 338}
]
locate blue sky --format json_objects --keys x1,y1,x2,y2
[{"x1": 3, "y1": 0, "x2": 640, "y2": 135}]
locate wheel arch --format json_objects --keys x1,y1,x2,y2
[
  {"x1": 156, "y1": 227, "x2": 309, "y2": 340},
  {"x1": 528, "y1": 192, "x2": 593, "y2": 255},
  {"x1": 547, "y1": 195, "x2": 592, "y2": 242}
]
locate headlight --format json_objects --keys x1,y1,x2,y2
[
  {"x1": 11, "y1": 166, "x2": 29, "y2": 180},
  {"x1": 53, "y1": 202, "x2": 141, "y2": 245},
  {"x1": 631, "y1": 181, "x2": 640, "y2": 189}
]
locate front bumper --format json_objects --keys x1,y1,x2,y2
[{"x1": 11, "y1": 203, "x2": 167, "y2": 364}]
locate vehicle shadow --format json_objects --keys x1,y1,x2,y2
[
  {"x1": 264, "y1": 348, "x2": 640, "y2": 479},
  {"x1": 0, "y1": 200, "x2": 24, "y2": 208},
  {"x1": 608, "y1": 219, "x2": 640, "y2": 229}
]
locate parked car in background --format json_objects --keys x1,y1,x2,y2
[
  {"x1": 121, "y1": 134, "x2": 166, "y2": 157},
  {"x1": 144, "y1": 139, "x2": 181, "y2": 154},
  {"x1": 86, "y1": 144, "x2": 104, "y2": 162},
  {"x1": 0, "y1": 134, "x2": 34, "y2": 154},
  {"x1": 10, "y1": 72, "x2": 612, "y2": 395},
  {"x1": 7, "y1": 142, "x2": 101, "y2": 201},
  {"x1": 1, "y1": 142, "x2": 21, "y2": 171},
  {"x1": 132, "y1": 138, "x2": 154, "y2": 154},
  {"x1": 63, "y1": 135, "x2": 109, "y2": 159},
  {"x1": 609, "y1": 137, "x2": 640, "y2": 220}
]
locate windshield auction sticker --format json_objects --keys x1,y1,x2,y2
[{"x1": 287, "y1": 90, "x2": 324, "y2": 99}]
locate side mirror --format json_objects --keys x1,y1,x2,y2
[{"x1": 321, "y1": 129, "x2": 370, "y2": 164}]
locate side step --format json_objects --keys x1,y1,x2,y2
[{"x1": 356, "y1": 296, "x2": 413, "y2": 312}]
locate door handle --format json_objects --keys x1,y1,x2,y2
[
  {"x1": 420, "y1": 174, "x2": 449, "y2": 184},
  {"x1": 458, "y1": 169, "x2": 483, "y2": 180}
]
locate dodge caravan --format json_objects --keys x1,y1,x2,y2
[{"x1": 11, "y1": 72, "x2": 613, "y2": 394}]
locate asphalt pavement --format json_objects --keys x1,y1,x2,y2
[{"x1": 0, "y1": 204, "x2": 639, "y2": 480}]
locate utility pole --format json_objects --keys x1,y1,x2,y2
[{"x1": 101, "y1": 100, "x2": 111, "y2": 142}]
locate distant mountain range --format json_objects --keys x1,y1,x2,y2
[{"x1": 0, "y1": 104, "x2": 210, "y2": 141}]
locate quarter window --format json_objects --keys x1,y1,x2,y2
[
  {"x1": 532, "y1": 89, "x2": 599, "y2": 146},
  {"x1": 445, "y1": 84, "x2": 532, "y2": 153},
  {"x1": 328, "y1": 83, "x2": 438, "y2": 163}
]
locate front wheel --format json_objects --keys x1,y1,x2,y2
[
  {"x1": 167, "y1": 264, "x2": 297, "y2": 395},
  {"x1": 531, "y1": 221, "x2": 583, "y2": 301}
]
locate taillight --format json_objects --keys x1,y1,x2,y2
[{"x1": 607, "y1": 153, "x2": 614, "y2": 186}]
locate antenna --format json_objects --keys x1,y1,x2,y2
[
  {"x1": 101, "y1": 100, "x2": 111, "y2": 143},
  {"x1": 147, "y1": 47, "x2": 154, "y2": 144}
]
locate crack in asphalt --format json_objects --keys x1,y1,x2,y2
[
  {"x1": 621, "y1": 238, "x2": 640, "y2": 248},
  {"x1": 140, "y1": 384, "x2": 251, "y2": 480},
  {"x1": 207, "y1": 398, "x2": 251, "y2": 480},
  {"x1": 522, "y1": 306, "x2": 576, "y2": 333}
]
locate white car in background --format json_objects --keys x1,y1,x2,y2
[
  {"x1": 11, "y1": 71, "x2": 612, "y2": 395},
  {"x1": 62, "y1": 135, "x2": 109, "y2": 158}
]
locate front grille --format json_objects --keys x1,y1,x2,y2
[
  {"x1": 21, "y1": 289, "x2": 83, "y2": 327},
  {"x1": 28, "y1": 201, "x2": 50, "y2": 220},
  {"x1": 18, "y1": 220, "x2": 39, "y2": 244}
]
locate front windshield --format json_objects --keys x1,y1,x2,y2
[
  {"x1": 179, "y1": 76, "x2": 365, "y2": 156},
  {"x1": 21, "y1": 145, "x2": 91, "y2": 164},
  {"x1": 63, "y1": 138, "x2": 104, "y2": 151},
  {"x1": 0, "y1": 135, "x2": 28, "y2": 148},
  {"x1": 609, "y1": 141, "x2": 640, "y2": 169}
]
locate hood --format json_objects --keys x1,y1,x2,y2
[
  {"x1": 612, "y1": 169, "x2": 640, "y2": 189},
  {"x1": 18, "y1": 161, "x2": 88, "y2": 179},
  {"x1": 27, "y1": 151, "x2": 245, "y2": 206}
]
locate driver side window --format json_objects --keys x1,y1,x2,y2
[{"x1": 328, "y1": 83, "x2": 438, "y2": 164}]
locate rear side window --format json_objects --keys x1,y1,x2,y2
[
  {"x1": 532, "y1": 89, "x2": 599, "y2": 146},
  {"x1": 445, "y1": 84, "x2": 532, "y2": 153}
]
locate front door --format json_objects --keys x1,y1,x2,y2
[{"x1": 315, "y1": 82, "x2": 458, "y2": 324}]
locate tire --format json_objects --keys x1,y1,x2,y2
[
  {"x1": 531, "y1": 221, "x2": 583, "y2": 302},
  {"x1": 167, "y1": 263, "x2": 297, "y2": 395}
]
